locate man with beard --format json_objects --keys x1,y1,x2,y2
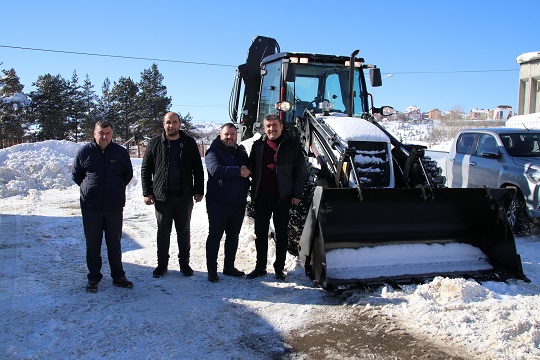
[
  {"x1": 141, "y1": 112, "x2": 204, "y2": 278},
  {"x1": 204, "y1": 123, "x2": 250, "y2": 282},
  {"x1": 246, "y1": 114, "x2": 308, "y2": 281}
]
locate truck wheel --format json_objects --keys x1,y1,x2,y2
[{"x1": 507, "y1": 186, "x2": 532, "y2": 236}]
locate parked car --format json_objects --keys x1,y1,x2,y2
[{"x1": 426, "y1": 128, "x2": 540, "y2": 235}]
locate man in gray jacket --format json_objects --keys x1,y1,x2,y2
[{"x1": 141, "y1": 112, "x2": 204, "y2": 278}]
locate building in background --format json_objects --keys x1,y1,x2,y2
[
  {"x1": 506, "y1": 51, "x2": 540, "y2": 128},
  {"x1": 469, "y1": 108, "x2": 489, "y2": 120},
  {"x1": 492, "y1": 105, "x2": 513, "y2": 120},
  {"x1": 428, "y1": 109, "x2": 441, "y2": 120},
  {"x1": 405, "y1": 105, "x2": 421, "y2": 121}
]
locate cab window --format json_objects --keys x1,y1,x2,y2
[
  {"x1": 258, "y1": 61, "x2": 282, "y2": 122},
  {"x1": 476, "y1": 134, "x2": 499, "y2": 156},
  {"x1": 456, "y1": 133, "x2": 476, "y2": 155}
]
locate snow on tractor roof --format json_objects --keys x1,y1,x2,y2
[{"x1": 323, "y1": 115, "x2": 390, "y2": 143}]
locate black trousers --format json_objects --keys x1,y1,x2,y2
[
  {"x1": 82, "y1": 208, "x2": 125, "y2": 282},
  {"x1": 253, "y1": 195, "x2": 291, "y2": 272},
  {"x1": 205, "y1": 200, "x2": 246, "y2": 273},
  {"x1": 154, "y1": 195, "x2": 193, "y2": 267}
]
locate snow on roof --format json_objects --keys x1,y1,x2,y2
[
  {"x1": 506, "y1": 112, "x2": 540, "y2": 128},
  {"x1": 516, "y1": 51, "x2": 540, "y2": 64},
  {"x1": 322, "y1": 115, "x2": 390, "y2": 143}
]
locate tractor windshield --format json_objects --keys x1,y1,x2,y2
[{"x1": 284, "y1": 63, "x2": 368, "y2": 123}]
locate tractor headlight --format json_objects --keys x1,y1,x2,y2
[
  {"x1": 275, "y1": 101, "x2": 291, "y2": 112},
  {"x1": 526, "y1": 166, "x2": 540, "y2": 184}
]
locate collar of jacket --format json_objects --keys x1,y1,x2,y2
[
  {"x1": 211, "y1": 135, "x2": 237, "y2": 151},
  {"x1": 91, "y1": 140, "x2": 112, "y2": 151},
  {"x1": 160, "y1": 130, "x2": 185, "y2": 143},
  {"x1": 261, "y1": 130, "x2": 290, "y2": 143}
]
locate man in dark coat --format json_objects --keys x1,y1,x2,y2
[
  {"x1": 141, "y1": 112, "x2": 204, "y2": 278},
  {"x1": 204, "y1": 123, "x2": 251, "y2": 282},
  {"x1": 72, "y1": 120, "x2": 134, "y2": 293},
  {"x1": 246, "y1": 114, "x2": 308, "y2": 280}
]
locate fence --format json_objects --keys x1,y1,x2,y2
[{"x1": 129, "y1": 139, "x2": 209, "y2": 158}]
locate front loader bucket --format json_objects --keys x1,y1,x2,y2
[{"x1": 298, "y1": 186, "x2": 526, "y2": 290}]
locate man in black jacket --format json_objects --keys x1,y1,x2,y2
[
  {"x1": 141, "y1": 112, "x2": 204, "y2": 278},
  {"x1": 72, "y1": 121, "x2": 134, "y2": 293},
  {"x1": 246, "y1": 114, "x2": 308, "y2": 280}
]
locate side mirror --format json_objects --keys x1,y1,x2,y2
[
  {"x1": 480, "y1": 151, "x2": 500, "y2": 159},
  {"x1": 373, "y1": 106, "x2": 395, "y2": 117},
  {"x1": 370, "y1": 68, "x2": 382, "y2": 87}
]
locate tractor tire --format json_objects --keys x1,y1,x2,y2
[
  {"x1": 421, "y1": 155, "x2": 446, "y2": 188},
  {"x1": 245, "y1": 192, "x2": 255, "y2": 219},
  {"x1": 506, "y1": 186, "x2": 532, "y2": 236},
  {"x1": 287, "y1": 163, "x2": 318, "y2": 256}
]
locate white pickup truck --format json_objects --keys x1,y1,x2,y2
[{"x1": 425, "y1": 127, "x2": 540, "y2": 234}]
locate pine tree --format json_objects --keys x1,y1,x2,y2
[
  {"x1": 110, "y1": 76, "x2": 139, "y2": 143},
  {"x1": 137, "y1": 63, "x2": 172, "y2": 132},
  {"x1": 67, "y1": 71, "x2": 85, "y2": 142},
  {"x1": 179, "y1": 112, "x2": 199, "y2": 138},
  {"x1": 96, "y1": 78, "x2": 116, "y2": 126},
  {"x1": 29, "y1": 74, "x2": 71, "y2": 141},
  {"x1": 0, "y1": 68, "x2": 30, "y2": 147},
  {"x1": 79, "y1": 74, "x2": 98, "y2": 142}
]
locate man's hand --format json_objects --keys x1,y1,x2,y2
[
  {"x1": 240, "y1": 165, "x2": 251, "y2": 178},
  {"x1": 144, "y1": 195, "x2": 155, "y2": 205},
  {"x1": 194, "y1": 194, "x2": 203, "y2": 202}
]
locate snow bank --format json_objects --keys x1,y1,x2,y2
[{"x1": 0, "y1": 140, "x2": 83, "y2": 198}]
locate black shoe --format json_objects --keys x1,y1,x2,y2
[
  {"x1": 113, "y1": 276, "x2": 134, "y2": 288},
  {"x1": 223, "y1": 267, "x2": 245, "y2": 277},
  {"x1": 246, "y1": 269, "x2": 267, "y2": 279},
  {"x1": 181, "y1": 264, "x2": 194, "y2": 277},
  {"x1": 152, "y1": 265, "x2": 168, "y2": 278},
  {"x1": 85, "y1": 280, "x2": 99, "y2": 293},
  {"x1": 208, "y1": 273, "x2": 219, "y2": 283},
  {"x1": 275, "y1": 270, "x2": 286, "y2": 281}
]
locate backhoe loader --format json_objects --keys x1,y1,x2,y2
[{"x1": 229, "y1": 36, "x2": 527, "y2": 290}]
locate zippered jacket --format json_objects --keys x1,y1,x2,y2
[
  {"x1": 205, "y1": 136, "x2": 250, "y2": 207},
  {"x1": 141, "y1": 130, "x2": 204, "y2": 201},
  {"x1": 72, "y1": 141, "x2": 133, "y2": 211},
  {"x1": 249, "y1": 131, "x2": 307, "y2": 201}
]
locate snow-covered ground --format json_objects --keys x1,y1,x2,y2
[{"x1": 1, "y1": 139, "x2": 539, "y2": 359}]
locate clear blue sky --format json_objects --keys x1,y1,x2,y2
[{"x1": 1, "y1": 0, "x2": 538, "y2": 122}]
